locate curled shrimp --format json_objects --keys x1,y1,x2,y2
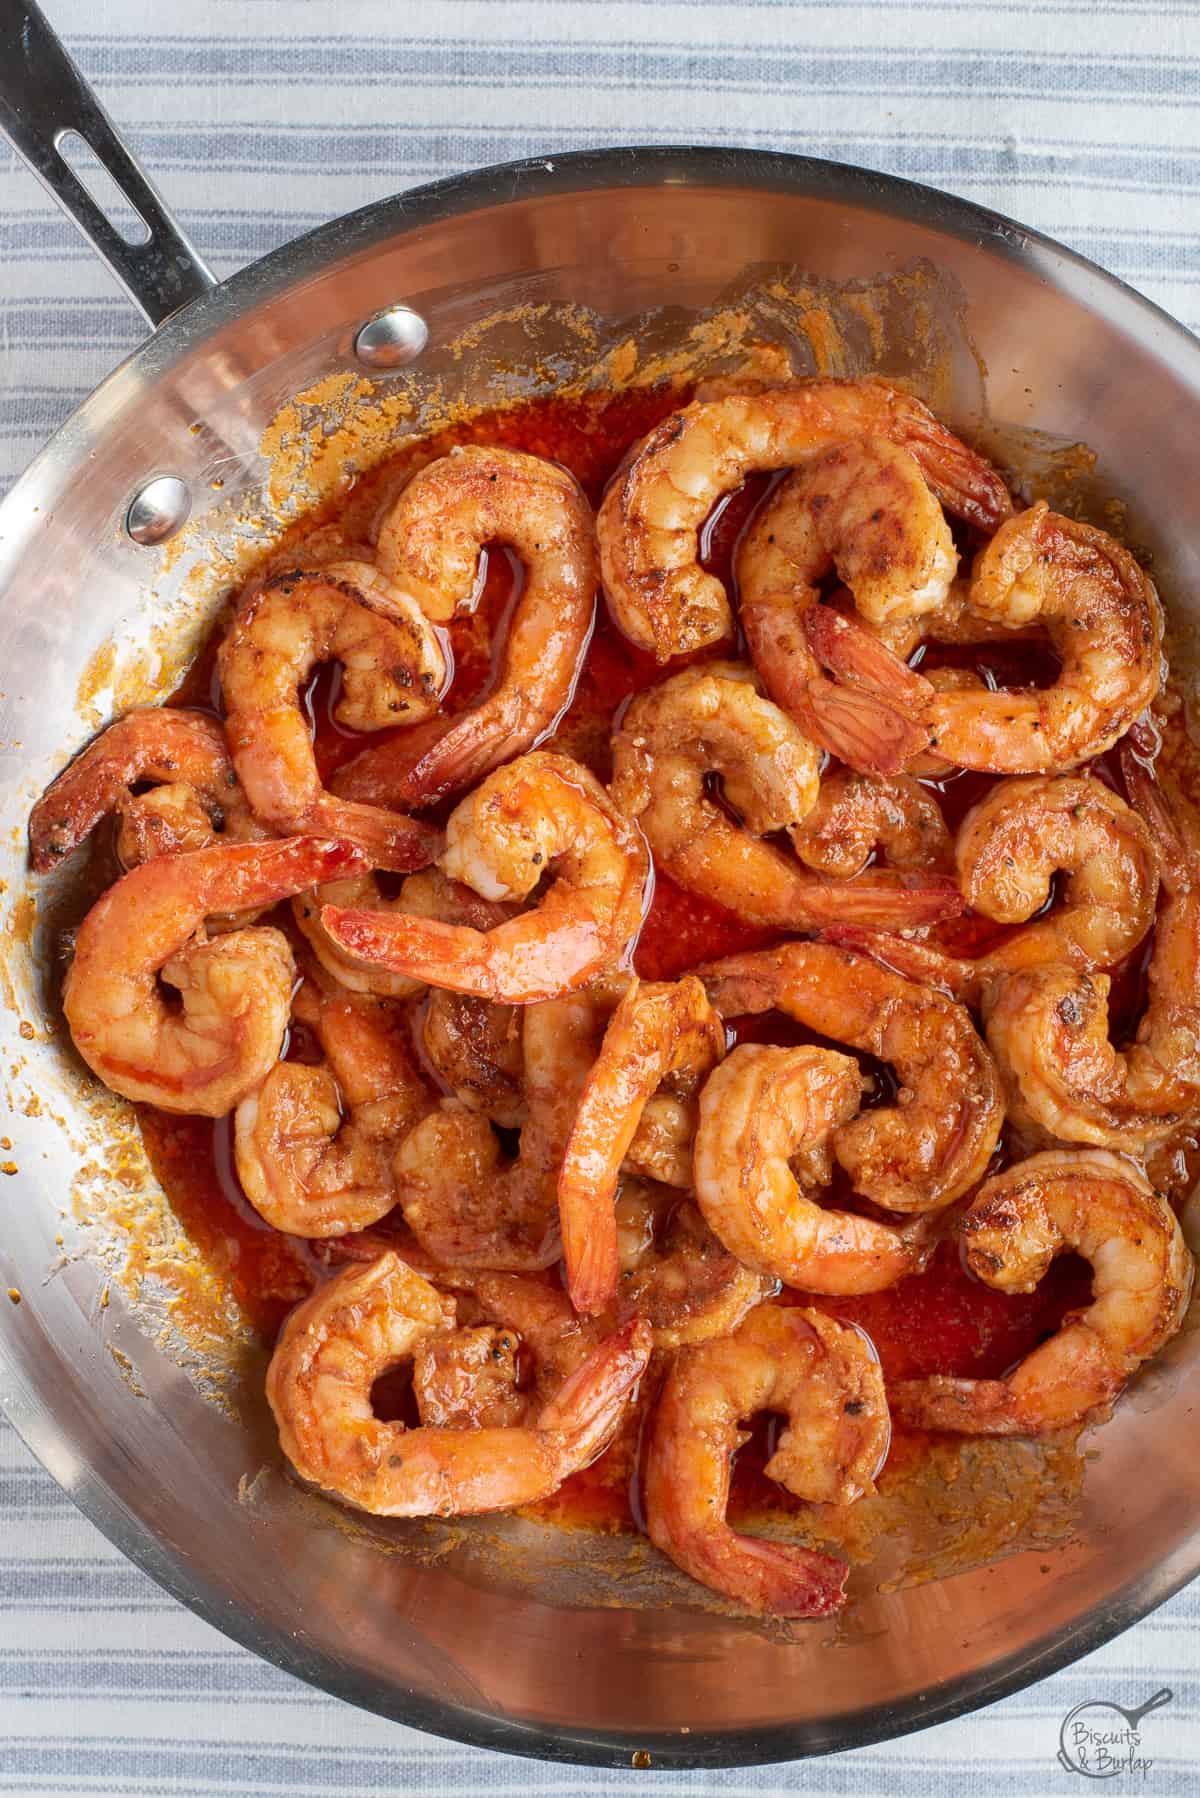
[
  {"x1": 218, "y1": 561, "x2": 446, "y2": 871},
  {"x1": 891, "y1": 1151, "x2": 1193, "y2": 1433},
  {"x1": 394, "y1": 994, "x2": 596, "y2": 1268},
  {"x1": 557, "y1": 975, "x2": 727, "y2": 1315},
  {"x1": 613, "y1": 1183, "x2": 777, "y2": 1349},
  {"x1": 736, "y1": 439, "x2": 971, "y2": 770},
  {"x1": 643, "y1": 1303, "x2": 890, "y2": 1616},
  {"x1": 694, "y1": 1043, "x2": 931, "y2": 1293},
  {"x1": 294, "y1": 865, "x2": 514, "y2": 1000},
  {"x1": 955, "y1": 775, "x2": 1160, "y2": 973},
  {"x1": 791, "y1": 768, "x2": 954, "y2": 878},
  {"x1": 267, "y1": 1252, "x2": 651, "y2": 1517},
  {"x1": 233, "y1": 980, "x2": 430, "y2": 1237},
  {"x1": 321, "y1": 752, "x2": 651, "y2": 1002},
  {"x1": 609, "y1": 663, "x2": 960, "y2": 931},
  {"x1": 981, "y1": 758, "x2": 1200, "y2": 1147},
  {"x1": 333, "y1": 447, "x2": 597, "y2": 809},
  {"x1": 30, "y1": 708, "x2": 261, "y2": 874},
  {"x1": 702, "y1": 941, "x2": 1004, "y2": 1218},
  {"x1": 597, "y1": 377, "x2": 1010, "y2": 662},
  {"x1": 830, "y1": 505, "x2": 1165, "y2": 774},
  {"x1": 62, "y1": 836, "x2": 359, "y2": 1114}
]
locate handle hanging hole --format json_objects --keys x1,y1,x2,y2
[{"x1": 54, "y1": 129, "x2": 150, "y2": 247}]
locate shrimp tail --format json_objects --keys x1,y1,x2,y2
[
  {"x1": 332, "y1": 719, "x2": 450, "y2": 809},
  {"x1": 820, "y1": 924, "x2": 978, "y2": 1000},
  {"x1": 903, "y1": 412, "x2": 1014, "y2": 532},
  {"x1": 537, "y1": 1316, "x2": 652, "y2": 1461},
  {"x1": 797, "y1": 872, "x2": 963, "y2": 928},
  {"x1": 693, "y1": 1533, "x2": 850, "y2": 1619},
  {"x1": 560, "y1": 1179, "x2": 620, "y2": 1318},
  {"x1": 311, "y1": 797, "x2": 443, "y2": 874},
  {"x1": 211, "y1": 835, "x2": 367, "y2": 910},
  {"x1": 1120, "y1": 745, "x2": 1192, "y2": 889},
  {"x1": 393, "y1": 710, "x2": 530, "y2": 811},
  {"x1": 322, "y1": 906, "x2": 483, "y2": 984},
  {"x1": 804, "y1": 606, "x2": 932, "y2": 709}
]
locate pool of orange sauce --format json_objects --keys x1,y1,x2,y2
[{"x1": 135, "y1": 384, "x2": 1156, "y2": 1541}]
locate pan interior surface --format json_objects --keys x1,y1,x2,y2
[{"x1": 1, "y1": 153, "x2": 1200, "y2": 1767}]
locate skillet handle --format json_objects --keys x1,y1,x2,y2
[{"x1": 0, "y1": 0, "x2": 216, "y2": 327}]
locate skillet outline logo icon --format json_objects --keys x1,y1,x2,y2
[{"x1": 1057, "y1": 1687, "x2": 1171, "y2": 1778}]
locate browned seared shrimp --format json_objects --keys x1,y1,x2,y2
[
  {"x1": 791, "y1": 769, "x2": 954, "y2": 878},
  {"x1": 558, "y1": 976, "x2": 727, "y2": 1315},
  {"x1": 267, "y1": 1252, "x2": 651, "y2": 1517},
  {"x1": 394, "y1": 995, "x2": 597, "y2": 1268},
  {"x1": 982, "y1": 757, "x2": 1200, "y2": 1146},
  {"x1": 609, "y1": 663, "x2": 960, "y2": 931},
  {"x1": 62, "y1": 837, "x2": 359, "y2": 1114},
  {"x1": 30, "y1": 708, "x2": 261, "y2": 874},
  {"x1": 737, "y1": 437, "x2": 969, "y2": 770},
  {"x1": 891, "y1": 1152, "x2": 1192, "y2": 1433},
  {"x1": 644, "y1": 1304, "x2": 890, "y2": 1616},
  {"x1": 598, "y1": 377, "x2": 1010, "y2": 661},
  {"x1": 218, "y1": 562, "x2": 445, "y2": 871},
  {"x1": 233, "y1": 981, "x2": 430, "y2": 1237},
  {"x1": 321, "y1": 752, "x2": 651, "y2": 1002},
  {"x1": 612, "y1": 1183, "x2": 776, "y2": 1349},
  {"x1": 421, "y1": 989, "x2": 526, "y2": 1128},
  {"x1": 926, "y1": 506, "x2": 1164, "y2": 771},
  {"x1": 332, "y1": 447, "x2": 598, "y2": 809},
  {"x1": 956, "y1": 775, "x2": 1160, "y2": 973},
  {"x1": 694, "y1": 1044, "x2": 931, "y2": 1292},
  {"x1": 702, "y1": 941, "x2": 1004, "y2": 1217}
]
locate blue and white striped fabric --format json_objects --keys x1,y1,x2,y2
[{"x1": 3, "y1": 1, "x2": 1200, "y2": 1790}]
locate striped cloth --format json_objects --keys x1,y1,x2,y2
[{"x1": 2, "y1": 1, "x2": 1199, "y2": 1791}]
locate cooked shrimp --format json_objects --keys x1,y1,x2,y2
[
  {"x1": 30, "y1": 708, "x2": 260, "y2": 874},
  {"x1": 421, "y1": 990, "x2": 526, "y2": 1128},
  {"x1": 62, "y1": 836, "x2": 359, "y2": 1114},
  {"x1": 791, "y1": 768, "x2": 953, "y2": 878},
  {"x1": 412, "y1": 1325, "x2": 526, "y2": 1429},
  {"x1": 321, "y1": 752, "x2": 651, "y2": 1002},
  {"x1": 233, "y1": 980, "x2": 430, "y2": 1237},
  {"x1": 294, "y1": 865, "x2": 514, "y2": 1001},
  {"x1": 613, "y1": 1184, "x2": 776, "y2": 1349},
  {"x1": 558, "y1": 976, "x2": 727, "y2": 1314},
  {"x1": 702, "y1": 941, "x2": 1003, "y2": 1216},
  {"x1": 609, "y1": 664, "x2": 960, "y2": 930},
  {"x1": 394, "y1": 994, "x2": 596, "y2": 1267},
  {"x1": 736, "y1": 438, "x2": 965, "y2": 770},
  {"x1": 925, "y1": 506, "x2": 1164, "y2": 771},
  {"x1": 623, "y1": 1092, "x2": 699, "y2": 1189},
  {"x1": 267, "y1": 1252, "x2": 651, "y2": 1517},
  {"x1": 333, "y1": 447, "x2": 597, "y2": 808},
  {"x1": 413, "y1": 1271, "x2": 596, "y2": 1429},
  {"x1": 694, "y1": 1044, "x2": 931, "y2": 1292},
  {"x1": 643, "y1": 1304, "x2": 889, "y2": 1616},
  {"x1": 218, "y1": 562, "x2": 446, "y2": 871},
  {"x1": 891, "y1": 1152, "x2": 1193, "y2": 1433},
  {"x1": 981, "y1": 757, "x2": 1200, "y2": 1146},
  {"x1": 956, "y1": 775, "x2": 1160, "y2": 973},
  {"x1": 597, "y1": 377, "x2": 1011, "y2": 661}
]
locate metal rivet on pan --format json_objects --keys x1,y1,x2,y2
[
  {"x1": 125, "y1": 476, "x2": 191, "y2": 546},
  {"x1": 353, "y1": 306, "x2": 429, "y2": 370}
]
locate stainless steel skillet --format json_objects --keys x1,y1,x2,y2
[{"x1": 2, "y1": 0, "x2": 1200, "y2": 1769}]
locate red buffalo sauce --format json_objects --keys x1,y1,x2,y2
[{"x1": 136, "y1": 384, "x2": 1172, "y2": 1543}]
